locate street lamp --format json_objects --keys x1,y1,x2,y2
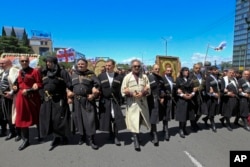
[
  {"x1": 161, "y1": 36, "x2": 172, "y2": 56},
  {"x1": 204, "y1": 43, "x2": 210, "y2": 65}
]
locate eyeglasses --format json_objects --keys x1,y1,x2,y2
[
  {"x1": 20, "y1": 60, "x2": 29, "y2": 63},
  {"x1": 133, "y1": 65, "x2": 141, "y2": 68}
]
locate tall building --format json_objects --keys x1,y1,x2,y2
[
  {"x1": 232, "y1": 0, "x2": 250, "y2": 70},
  {"x1": 29, "y1": 30, "x2": 53, "y2": 56}
]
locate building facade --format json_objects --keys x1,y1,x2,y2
[
  {"x1": 29, "y1": 30, "x2": 53, "y2": 56},
  {"x1": 232, "y1": 0, "x2": 250, "y2": 70}
]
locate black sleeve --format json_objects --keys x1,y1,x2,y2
[
  {"x1": 91, "y1": 74, "x2": 100, "y2": 89},
  {"x1": 61, "y1": 69, "x2": 72, "y2": 90}
]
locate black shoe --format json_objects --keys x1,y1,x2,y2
[
  {"x1": 226, "y1": 126, "x2": 233, "y2": 131},
  {"x1": 78, "y1": 136, "x2": 85, "y2": 145},
  {"x1": 179, "y1": 129, "x2": 185, "y2": 138},
  {"x1": 51, "y1": 137, "x2": 61, "y2": 147},
  {"x1": 18, "y1": 140, "x2": 30, "y2": 151},
  {"x1": 151, "y1": 132, "x2": 159, "y2": 146},
  {"x1": 211, "y1": 125, "x2": 217, "y2": 133},
  {"x1": 114, "y1": 137, "x2": 121, "y2": 146},
  {"x1": 90, "y1": 141, "x2": 99, "y2": 150},
  {"x1": 15, "y1": 135, "x2": 22, "y2": 142},
  {"x1": 220, "y1": 118, "x2": 226, "y2": 127},
  {"x1": 133, "y1": 134, "x2": 141, "y2": 151},
  {"x1": 244, "y1": 125, "x2": 250, "y2": 132},
  {"x1": 5, "y1": 133, "x2": 16, "y2": 141},
  {"x1": 89, "y1": 136, "x2": 98, "y2": 150},
  {"x1": 164, "y1": 131, "x2": 170, "y2": 141}
]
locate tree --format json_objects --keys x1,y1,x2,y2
[
  {"x1": 2, "y1": 27, "x2": 6, "y2": 36},
  {"x1": 221, "y1": 61, "x2": 232, "y2": 71},
  {"x1": 146, "y1": 65, "x2": 153, "y2": 71},
  {"x1": 117, "y1": 63, "x2": 130, "y2": 70},
  {"x1": 11, "y1": 27, "x2": 16, "y2": 37},
  {"x1": 22, "y1": 29, "x2": 29, "y2": 46},
  {"x1": 20, "y1": 29, "x2": 32, "y2": 53},
  {"x1": 0, "y1": 36, "x2": 19, "y2": 53},
  {"x1": 0, "y1": 35, "x2": 33, "y2": 54}
]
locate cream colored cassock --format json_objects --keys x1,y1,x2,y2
[
  {"x1": 121, "y1": 72, "x2": 151, "y2": 133},
  {"x1": 7, "y1": 66, "x2": 20, "y2": 124}
]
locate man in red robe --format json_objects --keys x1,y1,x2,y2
[{"x1": 15, "y1": 56, "x2": 42, "y2": 151}]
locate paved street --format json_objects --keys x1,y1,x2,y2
[{"x1": 0, "y1": 113, "x2": 249, "y2": 167}]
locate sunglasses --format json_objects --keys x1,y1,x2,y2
[
  {"x1": 20, "y1": 60, "x2": 29, "y2": 63},
  {"x1": 133, "y1": 65, "x2": 141, "y2": 68}
]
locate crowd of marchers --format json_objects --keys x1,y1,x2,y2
[{"x1": 0, "y1": 57, "x2": 249, "y2": 152}]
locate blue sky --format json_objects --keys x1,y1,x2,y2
[{"x1": 0, "y1": 0, "x2": 235, "y2": 68}]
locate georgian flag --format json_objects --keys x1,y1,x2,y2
[{"x1": 56, "y1": 48, "x2": 75, "y2": 62}]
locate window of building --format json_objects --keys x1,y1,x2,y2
[
  {"x1": 45, "y1": 41, "x2": 48, "y2": 45},
  {"x1": 41, "y1": 41, "x2": 43, "y2": 45}
]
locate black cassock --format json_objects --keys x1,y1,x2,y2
[
  {"x1": 206, "y1": 74, "x2": 221, "y2": 117},
  {"x1": 189, "y1": 72, "x2": 208, "y2": 115},
  {"x1": 98, "y1": 72, "x2": 126, "y2": 131},
  {"x1": 39, "y1": 66, "x2": 71, "y2": 138},
  {"x1": 175, "y1": 77, "x2": 195, "y2": 122},
  {"x1": 238, "y1": 78, "x2": 250, "y2": 118},
  {"x1": 221, "y1": 77, "x2": 239, "y2": 118},
  {"x1": 162, "y1": 74, "x2": 176, "y2": 120},
  {"x1": 72, "y1": 70, "x2": 100, "y2": 136},
  {"x1": 147, "y1": 73, "x2": 165, "y2": 124}
]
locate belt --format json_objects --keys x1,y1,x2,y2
[{"x1": 75, "y1": 95, "x2": 87, "y2": 100}]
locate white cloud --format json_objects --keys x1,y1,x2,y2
[{"x1": 181, "y1": 52, "x2": 232, "y2": 68}]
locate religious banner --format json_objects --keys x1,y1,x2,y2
[{"x1": 156, "y1": 55, "x2": 181, "y2": 81}]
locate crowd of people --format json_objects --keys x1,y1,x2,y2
[{"x1": 0, "y1": 56, "x2": 249, "y2": 152}]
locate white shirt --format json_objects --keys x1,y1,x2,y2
[
  {"x1": 106, "y1": 72, "x2": 115, "y2": 118},
  {"x1": 106, "y1": 72, "x2": 114, "y2": 87}
]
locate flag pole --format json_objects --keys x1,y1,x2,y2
[{"x1": 204, "y1": 43, "x2": 209, "y2": 66}]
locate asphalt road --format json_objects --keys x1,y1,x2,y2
[{"x1": 0, "y1": 109, "x2": 249, "y2": 167}]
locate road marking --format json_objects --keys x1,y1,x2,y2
[{"x1": 184, "y1": 151, "x2": 203, "y2": 167}]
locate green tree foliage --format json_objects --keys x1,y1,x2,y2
[
  {"x1": 20, "y1": 29, "x2": 32, "y2": 53},
  {"x1": 0, "y1": 27, "x2": 33, "y2": 55},
  {"x1": 22, "y1": 29, "x2": 29, "y2": 46},
  {"x1": 117, "y1": 63, "x2": 130, "y2": 70},
  {"x1": 0, "y1": 36, "x2": 19, "y2": 53},
  {"x1": 221, "y1": 61, "x2": 233, "y2": 71},
  {"x1": 2, "y1": 27, "x2": 6, "y2": 36},
  {"x1": 11, "y1": 27, "x2": 16, "y2": 37}
]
